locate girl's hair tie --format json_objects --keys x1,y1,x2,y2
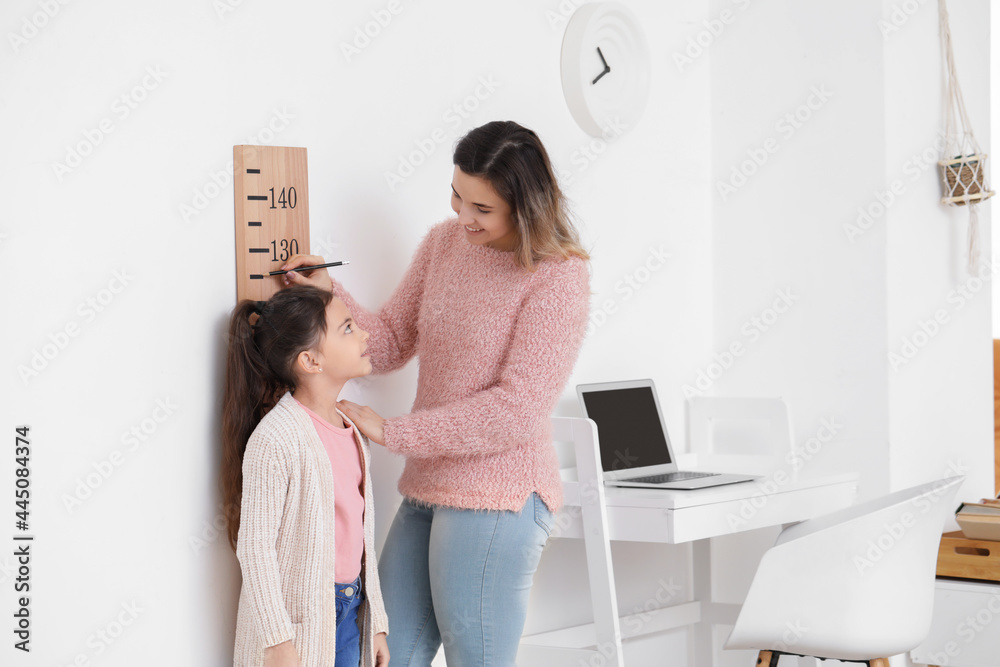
[{"x1": 248, "y1": 300, "x2": 268, "y2": 329}]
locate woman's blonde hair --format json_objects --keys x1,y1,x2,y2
[{"x1": 453, "y1": 121, "x2": 590, "y2": 271}]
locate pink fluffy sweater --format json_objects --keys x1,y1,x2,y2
[{"x1": 329, "y1": 218, "x2": 591, "y2": 513}]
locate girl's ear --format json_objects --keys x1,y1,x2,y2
[{"x1": 295, "y1": 348, "x2": 322, "y2": 375}]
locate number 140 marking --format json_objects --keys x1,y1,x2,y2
[{"x1": 269, "y1": 187, "x2": 297, "y2": 209}]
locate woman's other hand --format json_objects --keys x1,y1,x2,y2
[
  {"x1": 374, "y1": 631, "x2": 390, "y2": 666},
  {"x1": 338, "y1": 400, "x2": 386, "y2": 445},
  {"x1": 263, "y1": 639, "x2": 301, "y2": 667},
  {"x1": 280, "y1": 254, "x2": 332, "y2": 291}
]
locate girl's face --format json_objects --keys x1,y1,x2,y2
[
  {"x1": 450, "y1": 166, "x2": 518, "y2": 251},
  {"x1": 310, "y1": 297, "x2": 371, "y2": 381}
]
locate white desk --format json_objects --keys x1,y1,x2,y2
[{"x1": 519, "y1": 471, "x2": 860, "y2": 667}]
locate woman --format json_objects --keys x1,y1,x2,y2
[{"x1": 282, "y1": 120, "x2": 591, "y2": 665}]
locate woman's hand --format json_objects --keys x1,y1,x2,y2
[
  {"x1": 280, "y1": 254, "x2": 332, "y2": 291},
  {"x1": 374, "y1": 631, "x2": 390, "y2": 667},
  {"x1": 337, "y1": 400, "x2": 386, "y2": 445},
  {"x1": 263, "y1": 639, "x2": 301, "y2": 667}
]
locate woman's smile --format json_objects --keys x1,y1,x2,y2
[{"x1": 451, "y1": 166, "x2": 518, "y2": 250}]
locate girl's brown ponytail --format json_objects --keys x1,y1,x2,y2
[{"x1": 220, "y1": 286, "x2": 333, "y2": 551}]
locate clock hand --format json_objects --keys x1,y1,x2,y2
[
  {"x1": 596, "y1": 46, "x2": 609, "y2": 69},
  {"x1": 592, "y1": 46, "x2": 611, "y2": 84}
]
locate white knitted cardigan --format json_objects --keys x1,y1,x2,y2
[{"x1": 233, "y1": 391, "x2": 389, "y2": 666}]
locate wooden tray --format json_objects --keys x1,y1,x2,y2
[{"x1": 936, "y1": 530, "x2": 1000, "y2": 582}]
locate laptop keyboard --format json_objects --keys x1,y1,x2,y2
[{"x1": 623, "y1": 471, "x2": 719, "y2": 484}]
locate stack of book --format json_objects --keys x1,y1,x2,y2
[{"x1": 956, "y1": 496, "x2": 1000, "y2": 540}]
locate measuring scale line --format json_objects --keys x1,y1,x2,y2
[{"x1": 233, "y1": 145, "x2": 309, "y2": 303}]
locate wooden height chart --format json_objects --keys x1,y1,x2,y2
[{"x1": 233, "y1": 145, "x2": 310, "y2": 303}]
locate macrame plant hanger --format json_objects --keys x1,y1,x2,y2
[{"x1": 938, "y1": 0, "x2": 993, "y2": 273}]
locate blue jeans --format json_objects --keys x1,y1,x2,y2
[
  {"x1": 378, "y1": 492, "x2": 554, "y2": 666},
  {"x1": 335, "y1": 575, "x2": 364, "y2": 667}
]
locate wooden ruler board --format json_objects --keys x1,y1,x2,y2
[{"x1": 233, "y1": 145, "x2": 310, "y2": 303}]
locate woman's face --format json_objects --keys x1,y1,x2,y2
[
  {"x1": 451, "y1": 166, "x2": 518, "y2": 251},
  {"x1": 310, "y1": 297, "x2": 371, "y2": 381}
]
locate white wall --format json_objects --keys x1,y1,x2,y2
[
  {"x1": 2, "y1": 0, "x2": 711, "y2": 664},
  {"x1": 708, "y1": 1, "x2": 994, "y2": 666},
  {"x1": 710, "y1": 0, "x2": 893, "y2": 500},
  {"x1": 994, "y1": 0, "x2": 1000, "y2": 338},
  {"x1": 884, "y1": 0, "x2": 994, "y2": 497},
  {"x1": 1, "y1": 0, "x2": 993, "y2": 665}
]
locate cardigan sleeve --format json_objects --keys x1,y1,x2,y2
[
  {"x1": 235, "y1": 432, "x2": 295, "y2": 648},
  {"x1": 381, "y1": 256, "x2": 591, "y2": 459},
  {"x1": 329, "y1": 226, "x2": 436, "y2": 375}
]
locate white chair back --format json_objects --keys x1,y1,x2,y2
[
  {"x1": 520, "y1": 417, "x2": 623, "y2": 666},
  {"x1": 725, "y1": 475, "x2": 965, "y2": 661},
  {"x1": 687, "y1": 396, "x2": 796, "y2": 480}
]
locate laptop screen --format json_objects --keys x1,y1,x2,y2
[{"x1": 580, "y1": 385, "x2": 673, "y2": 473}]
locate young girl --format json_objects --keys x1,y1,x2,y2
[{"x1": 221, "y1": 285, "x2": 390, "y2": 667}]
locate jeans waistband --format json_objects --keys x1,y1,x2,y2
[{"x1": 334, "y1": 575, "x2": 362, "y2": 600}]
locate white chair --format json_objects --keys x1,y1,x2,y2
[
  {"x1": 518, "y1": 416, "x2": 624, "y2": 667},
  {"x1": 724, "y1": 475, "x2": 965, "y2": 667},
  {"x1": 686, "y1": 396, "x2": 795, "y2": 479}
]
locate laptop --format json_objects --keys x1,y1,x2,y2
[{"x1": 577, "y1": 379, "x2": 758, "y2": 490}]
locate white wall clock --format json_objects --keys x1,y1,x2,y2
[{"x1": 560, "y1": 2, "x2": 651, "y2": 138}]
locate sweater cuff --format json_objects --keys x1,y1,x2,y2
[
  {"x1": 381, "y1": 416, "x2": 409, "y2": 456},
  {"x1": 257, "y1": 614, "x2": 295, "y2": 649},
  {"x1": 372, "y1": 609, "x2": 390, "y2": 636}
]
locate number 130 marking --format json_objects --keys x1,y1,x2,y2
[{"x1": 271, "y1": 238, "x2": 299, "y2": 261}]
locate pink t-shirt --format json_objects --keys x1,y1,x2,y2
[{"x1": 294, "y1": 398, "x2": 365, "y2": 583}]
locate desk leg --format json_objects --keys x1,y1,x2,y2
[{"x1": 691, "y1": 539, "x2": 714, "y2": 667}]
